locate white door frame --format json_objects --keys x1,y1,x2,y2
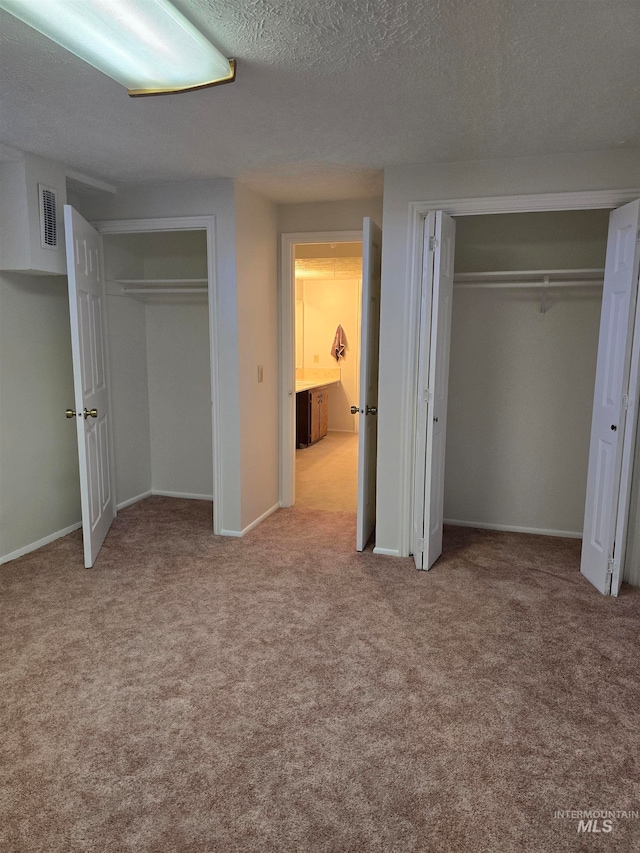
[
  {"x1": 402, "y1": 189, "x2": 640, "y2": 558},
  {"x1": 92, "y1": 215, "x2": 224, "y2": 533},
  {"x1": 279, "y1": 230, "x2": 363, "y2": 506}
]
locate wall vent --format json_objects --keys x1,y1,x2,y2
[{"x1": 38, "y1": 184, "x2": 58, "y2": 249}]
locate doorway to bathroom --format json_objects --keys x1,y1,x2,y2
[{"x1": 280, "y1": 221, "x2": 382, "y2": 550}]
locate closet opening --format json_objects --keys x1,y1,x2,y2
[
  {"x1": 443, "y1": 209, "x2": 611, "y2": 567},
  {"x1": 409, "y1": 203, "x2": 640, "y2": 591},
  {"x1": 293, "y1": 241, "x2": 363, "y2": 513},
  {"x1": 411, "y1": 197, "x2": 640, "y2": 593},
  {"x1": 103, "y1": 227, "x2": 214, "y2": 530}
]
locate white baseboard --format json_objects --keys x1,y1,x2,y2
[
  {"x1": 443, "y1": 518, "x2": 583, "y2": 539},
  {"x1": 373, "y1": 546, "x2": 402, "y2": 557},
  {"x1": 118, "y1": 490, "x2": 214, "y2": 510},
  {"x1": 0, "y1": 521, "x2": 83, "y2": 566},
  {"x1": 327, "y1": 428, "x2": 357, "y2": 434},
  {"x1": 219, "y1": 503, "x2": 280, "y2": 538},
  {"x1": 117, "y1": 490, "x2": 152, "y2": 510},
  {"x1": 240, "y1": 502, "x2": 280, "y2": 536},
  {"x1": 151, "y1": 490, "x2": 214, "y2": 501}
]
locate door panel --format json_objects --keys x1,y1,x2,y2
[
  {"x1": 64, "y1": 205, "x2": 115, "y2": 568},
  {"x1": 311, "y1": 391, "x2": 320, "y2": 443},
  {"x1": 581, "y1": 199, "x2": 640, "y2": 594},
  {"x1": 413, "y1": 211, "x2": 456, "y2": 569},
  {"x1": 319, "y1": 389, "x2": 329, "y2": 438},
  {"x1": 356, "y1": 218, "x2": 382, "y2": 551}
]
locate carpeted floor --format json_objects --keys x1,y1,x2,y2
[{"x1": 2, "y1": 498, "x2": 640, "y2": 852}]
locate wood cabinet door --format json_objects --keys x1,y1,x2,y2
[
  {"x1": 296, "y1": 391, "x2": 310, "y2": 447},
  {"x1": 311, "y1": 390, "x2": 321, "y2": 443},
  {"x1": 319, "y1": 387, "x2": 329, "y2": 438}
]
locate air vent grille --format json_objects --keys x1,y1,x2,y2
[{"x1": 38, "y1": 184, "x2": 58, "y2": 249}]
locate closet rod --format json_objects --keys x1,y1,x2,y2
[
  {"x1": 116, "y1": 278, "x2": 207, "y2": 285},
  {"x1": 121, "y1": 287, "x2": 208, "y2": 295},
  {"x1": 454, "y1": 280, "x2": 603, "y2": 291}
]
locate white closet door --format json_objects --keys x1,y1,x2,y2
[
  {"x1": 356, "y1": 217, "x2": 382, "y2": 551},
  {"x1": 581, "y1": 199, "x2": 640, "y2": 595},
  {"x1": 64, "y1": 205, "x2": 115, "y2": 568},
  {"x1": 413, "y1": 211, "x2": 456, "y2": 569}
]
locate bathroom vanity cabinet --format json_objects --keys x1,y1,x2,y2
[{"x1": 296, "y1": 385, "x2": 330, "y2": 448}]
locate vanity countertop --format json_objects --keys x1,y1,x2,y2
[{"x1": 295, "y1": 379, "x2": 340, "y2": 393}]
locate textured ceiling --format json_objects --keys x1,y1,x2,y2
[{"x1": 0, "y1": 0, "x2": 639, "y2": 203}]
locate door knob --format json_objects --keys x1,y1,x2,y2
[
  {"x1": 350, "y1": 406, "x2": 360, "y2": 414},
  {"x1": 84, "y1": 408, "x2": 98, "y2": 419},
  {"x1": 366, "y1": 406, "x2": 377, "y2": 416},
  {"x1": 611, "y1": 424, "x2": 617, "y2": 431},
  {"x1": 65, "y1": 409, "x2": 76, "y2": 418}
]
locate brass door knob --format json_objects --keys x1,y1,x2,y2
[
  {"x1": 65, "y1": 409, "x2": 76, "y2": 418},
  {"x1": 83, "y1": 408, "x2": 98, "y2": 419},
  {"x1": 350, "y1": 406, "x2": 359, "y2": 414},
  {"x1": 366, "y1": 406, "x2": 378, "y2": 416}
]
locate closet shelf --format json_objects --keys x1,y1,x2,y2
[
  {"x1": 453, "y1": 268, "x2": 604, "y2": 289},
  {"x1": 114, "y1": 278, "x2": 208, "y2": 285},
  {"x1": 106, "y1": 277, "x2": 208, "y2": 296}
]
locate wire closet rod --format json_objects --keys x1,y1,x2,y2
[
  {"x1": 121, "y1": 287, "x2": 208, "y2": 295},
  {"x1": 453, "y1": 268, "x2": 604, "y2": 290},
  {"x1": 454, "y1": 279, "x2": 603, "y2": 290}
]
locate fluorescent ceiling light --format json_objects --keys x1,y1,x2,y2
[{"x1": 0, "y1": 0, "x2": 235, "y2": 96}]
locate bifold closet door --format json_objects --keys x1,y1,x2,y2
[
  {"x1": 581, "y1": 199, "x2": 640, "y2": 595},
  {"x1": 64, "y1": 205, "x2": 115, "y2": 568},
  {"x1": 413, "y1": 211, "x2": 456, "y2": 570},
  {"x1": 356, "y1": 217, "x2": 382, "y2": 551}
]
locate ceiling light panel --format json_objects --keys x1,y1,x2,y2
[{"x1": 0, "y1": 0, "x2": 233, "y2": 95}]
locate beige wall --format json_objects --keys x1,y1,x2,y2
[
  {"x1": 106, "y1": 292, "x2": 151, "y2": 506},
  {"x1": 146, "y1": 299, "x2": 213, "y2": 498},
  {"x1": 0, "y1": 273, "x2": 80, "y2": 562},
  {"x1": 454, "y1": 209, "x2": 610, "y2": 273},
  {"x1": 235, "y1": 183, "x2": 279, "y2": 531},
  {"x1": 445, "y1": 286, "x2": 601, "y2": 535},
  {"x1": 298, "y1": 278, "x2": 361, "y2": 432},
  {"x1": 278, "y1": 197, "x2": 382, "y2": 233}
]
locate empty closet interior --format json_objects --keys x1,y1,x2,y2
[
  {"x1": 103, "y1": 229, "x2": 213, "y2": 514},
  {"x1": 444, "y1": 209, "x2": 611, "y2": 543}
]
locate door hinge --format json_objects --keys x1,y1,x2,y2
[
  {"x1": 622, "y1": 393, "x2": 630, "y2": 411},
  {"x1": 429, "y1": 236, "x2": 438, "y2": 251},
  {"x1": 423, "y1": 388, "x2": 432, "y2": 403},
  {"x1": 417, "y1": 537, "x2": 424, "y2": 551},
  {"x1": 607, "y1": 557, "x2": 616, "y2": 576}
]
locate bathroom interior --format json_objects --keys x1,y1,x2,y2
[{"x1": 294, "y1": 241, "x2": 363, "y2": 512}]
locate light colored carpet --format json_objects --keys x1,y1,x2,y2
[
  {"x1": 295, "y1": 430, "x2": 358, "y2": 512},
  {"x1": 2, "y1": 497, "x2": 640, "y2": 852}
]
